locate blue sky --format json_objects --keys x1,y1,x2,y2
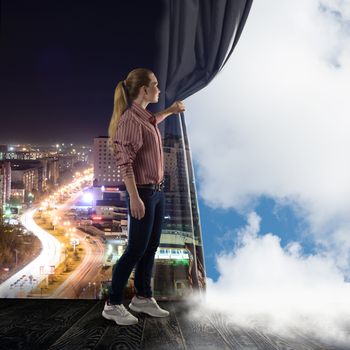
[{"x1": 197, "y1": 182, "x2": 314, "y2": 281}]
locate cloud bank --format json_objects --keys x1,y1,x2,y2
[
  {"x1": 186, "y1": 0, "x2": 350, "y2": 269},
  {"x1": 189, "y1": 213, "x2": 350, "y2": 346}
]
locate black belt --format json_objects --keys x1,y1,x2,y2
[{"x1": 137, "y1": 180, "x2": 164, "y2": 191}]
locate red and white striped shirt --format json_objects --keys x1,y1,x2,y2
[{"x1": 114, "y1": 101, "x2": 164, "y2": 185}]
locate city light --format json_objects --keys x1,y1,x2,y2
[{"x1": 82, "y1": 192, "x2": 93, "y2": 204}]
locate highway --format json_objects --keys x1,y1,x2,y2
[
  {"x1": 0, "y1": 171, "x2": 106, "y2": 299},
  {"x1": 51, "y1": 234, "x2": 105, "y2": 298},
  {"x1": 0, "y1": 189, "x2": 84, "y2": 298},
  {"x1": 0, "y1": 208, "x2": 62, "y2": 298},
  {"x1": 50, "y1": 188, "x2": 106, "y2": 298}
]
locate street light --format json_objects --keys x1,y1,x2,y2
[
  {"x1": 93, "y1": 282, "x2": 96, "y2": 299},
  {"x1": 61, "y1": 243, "x2": 67, "y2": 271}
]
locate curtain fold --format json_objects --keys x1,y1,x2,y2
[{"x1": 156, "y1": 0, "x2": 253, "y2": 108}]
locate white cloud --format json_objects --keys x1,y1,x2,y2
[
  {"x1": 186, "y1": 0, "x2": 350, "y2": 269},
  {"x1": 188, "y1": 213, "x2": 350, "y2": 346},
  {"x1": 184, "y1": 1, "x2": 350, "y2": 343}
]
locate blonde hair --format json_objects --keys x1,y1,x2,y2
[{"x1": 108, "y1": 68, "x2": 153, "y2": 143}]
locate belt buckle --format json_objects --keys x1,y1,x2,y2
[{"x1": 156, "y1": 180, "x2": 164, "y2": 191}]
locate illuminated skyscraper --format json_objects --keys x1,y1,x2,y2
[
  {"x1": 0, "y1": 161, "x2": 11, "y2": 209},
  {"x1": 151, "y1": 114, "x2": 206, "y2": 299},
  {"x1": 93, "y1": 136, "x2": 122, "y2": 187}
]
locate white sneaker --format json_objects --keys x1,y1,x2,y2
[
  {"x1": 102, "y1": 301, "x2": 138, "y2": 325},
  {"x1": 129, "y1": 296, "x2": 169, "y2": 317}
]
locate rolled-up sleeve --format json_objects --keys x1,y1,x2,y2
[{"x1": 114, "y1": 118, "x2": 143, "y2": 179}]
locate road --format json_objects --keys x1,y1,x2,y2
[
  {"x1": 0, "y1": 208, "x2": 62, "y2": 298},
  {"x1": 51, "y1": 188, "x2": 106, "y2": 298},
  {"x1": 51, "y1": 235, "x2": 105, "y2": 298},
  {"x1": 0, "y1": 186, "x2": 106, "y2": 299}
]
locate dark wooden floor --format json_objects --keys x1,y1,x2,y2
[{"x1": 0, "y1": 298, "x2": 348, "y2": 350}]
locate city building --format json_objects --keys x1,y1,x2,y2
[
  {"x1": 0, "y1": 161, "x2": 11, "y2": 209},
  {"x1": 46, "y1": 157, "x2": 59, "y2": 187},
  {"x1": 1, "y1": 145, "x2": 52, "y2": 160},
  {"x1": 94, "y1": 187, "x2": 128, "y2": 231},
  {"x1": 93, "y1": 136, "x2": 122, "y2": 187},
  {"x1": 11, "y1": 165, "x2": 38, "y2": 197},
  {"x1": 1, "y1": 143, "x2": 91, "y2": 212},
  {"x1": 10, "y1": 186, "x2": 25, "y2": 204},
  {"x1": 10, "y1": 160, "x2": 48, "y2": 196},
  {"x1": 0, "y1": 145, "x2": 8, "y2": 161}
]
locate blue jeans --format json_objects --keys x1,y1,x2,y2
[{"x1": 108, "y1": 188, "x2": 165, "y2": 304}]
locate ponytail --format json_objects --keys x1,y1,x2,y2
[{"x1": 108, "y1": 81, "x2": 129, "y2": 143}]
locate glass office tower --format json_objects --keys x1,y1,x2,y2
[{"x1": 150, "y1": 113, "x2": 206, "y2": 300}]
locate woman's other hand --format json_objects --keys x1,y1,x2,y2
[
  {"x1": 130, "y1": 196, "x2": 145, "y2": 220},
  {"x1": 169, "y1": 100, "x2": 185, "y2": 114}
]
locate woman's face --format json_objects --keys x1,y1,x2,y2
[{"x1": 144, "y1": 73, "x2": 160, "y2": 103}]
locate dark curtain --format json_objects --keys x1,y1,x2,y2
[
  {"x1": 152, "y1": 0, "x2": 253, "y2": 290},
  {"x1": 156, "y1": 0, "x2": 253, "y2": 109}
]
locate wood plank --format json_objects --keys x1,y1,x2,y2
[
  {"x1": 48, "y1": 301, "x2": 108, "y2": 350},
  {"x1": 0, "y1": 298, "x2": 35, "y2": 313},
  {"x1": 27, "y1": 300, "x2": 97, "y2": 349},
  {"x1": 288, "y1": 327, "x2": 347, "y2": 350},
  {"x1": 94, "y1": 303, "x2": 145, "y2": 350},
  {"x1": 48, "y1": 300, "x2": 145, "y2": 350},
  {"x1": 0, "y1": 299, "x2": 95, "y2": 350},
  {"x1": 0, "y1": 298, "x2": 18, "y2": 310},
  {"x1": 0, "y1": 299, "x2": 64, "y2": 328},
  {"x1": 174, "y1": 301, "x2": 232, "y2": 350},
  {"x1": 141, "y1": 302, "x2": 186, "y2": 350},
  {"x1": 205, "y1": 311, "x2": 347, "y2": 350},
  {"x1": 207, "y1": 312, "x2": 316, "y2": 350},
  {"x1": 250, "y1": 329, "x2": 313, "y2": 350},
  {"x1": 207, "y1": 312, "x2": 272, "y2": 350}
]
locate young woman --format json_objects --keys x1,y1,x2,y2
[{"x1": 102, "y1": 68, "x2": 185, "y2": 325}]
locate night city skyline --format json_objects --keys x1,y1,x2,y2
[{"x1": 0, "y1": 1, "x2": 208, "y2": 302}]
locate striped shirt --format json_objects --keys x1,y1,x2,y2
[{"x1": 114, "y1": 101, "x2": 164, "y2": 185}]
